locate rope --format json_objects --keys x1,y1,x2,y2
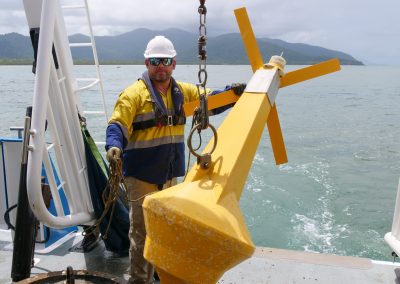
[{"x1": 83, "y1": 157, "x2": 126, "y2": 240}]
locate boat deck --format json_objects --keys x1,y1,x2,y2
[
  {"x1": 223, "y1": 247, "x2": 400, "y2": 283},
  {"x1": 1, "y1": 230, "x2": 399, "y2": 283}
]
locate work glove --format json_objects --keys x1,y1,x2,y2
[
  {"x1": 106, "y1": 146, "x2": 121, "y2": 162},
  {"x1": 230, "y1": 83, "x2": 246, "y2": 95}
]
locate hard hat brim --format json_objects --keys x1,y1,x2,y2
[{"x1": 144, "y1": 53, "x2": 177, "y2": 59}]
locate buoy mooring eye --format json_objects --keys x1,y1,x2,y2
[{"x1": 187, "y1": 123, "x2": 218, "y2": 169}]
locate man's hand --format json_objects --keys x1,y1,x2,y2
[
  {"x1": 106, "y1": 147, "x2": 121, "y2": 162},
  {"x1": 231, "y1": 83, "x2": 246, "y2": 95}
]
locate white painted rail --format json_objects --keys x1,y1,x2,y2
[
  {"x1": 23, "y1": 0, "x2": 107, "y2": 228},
  {"x1": 385, "y1": 178, "x2": 400, "y2": 256}
]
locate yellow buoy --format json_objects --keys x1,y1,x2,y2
[
  {"x1": 143, "y1": 88, "x2": 272, "y2": 283},
  {"x1": 143, "y1": 7, "x2": 341, "y2": 284}
]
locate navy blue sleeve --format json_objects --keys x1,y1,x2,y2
[
  {"x1": 209, "y1": 85, "x2": 235, "y2": 115},
  {"x1": 105, "y1": 123, "x2": 126, "y2": 151}
]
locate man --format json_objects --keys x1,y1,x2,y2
[{"x1": 105, "y1": 35, "x2": 244, "y2": 284}]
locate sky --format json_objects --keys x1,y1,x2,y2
[{"x1": 1, "y1": 0, "x2": 399, "y2": 65}]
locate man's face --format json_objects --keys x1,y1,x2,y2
[{"x1": 145, "y1": 57, "x2": 176, "y2": 83}]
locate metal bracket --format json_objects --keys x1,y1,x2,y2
[
  {"x1": 244, "y1": 68, "x2": 281, "y2": 106},
  {"x1": 197, "y1": 154, "x2": 212, "y2": 169}
]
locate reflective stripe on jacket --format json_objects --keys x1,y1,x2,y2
[{"x1": 106, "y1": 77, "x2": 204, "y2": 184}]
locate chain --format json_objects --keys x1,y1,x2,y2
[
  {"x1": 185, "y1": 0, "x2": 218, "y2": 170},
  {"x1": 196, "y1": 0, "x2": 209, "y2": 130},
  {"x1": 198, "y1": 0, "x2": 207, "y2": 87}
]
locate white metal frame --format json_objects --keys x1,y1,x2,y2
[
  {"x1": 385, "y1": 178, "x2": 400, "y2": 256},
  {"x1": 23, "y1": 0, "x2": 106, "y2": 228},
  {"x1": 62, "y1": 0, "x2": 109, "y2": 121}
]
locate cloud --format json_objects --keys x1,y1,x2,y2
[
  {"x1": 0, "y1": 1, "x2": 26, "y2": 35},
  {"x1": 1, "y1": 0, "x2": 400, "y2": 65}
]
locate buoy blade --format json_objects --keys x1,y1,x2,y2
[
  {"x1": 280, "y1": 58, "x2": 341, "y2": 88},
  {"x1": 234, "y1": 7, "x2": 263, "y2": 71},
  {"x1": 235, "y1": 6, "x2": 288, "y2": 165},
  {"x1": 183, "y1": 89, "x2": 239, "y2": 117},
  {"x1": 267, "y1": 105, "x2": 288, "y2": 165}
]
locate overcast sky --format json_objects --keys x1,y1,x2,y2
[{"x1": 2, "y1": 0, "x2": 399, "y2": 65}]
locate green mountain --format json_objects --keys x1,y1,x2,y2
[{"x1": 0, "y1": 28, "x2": 363, "y2": 65}]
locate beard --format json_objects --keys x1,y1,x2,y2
[{"x1": 149, "y1": 69, "x2": 172, "y2": 83}]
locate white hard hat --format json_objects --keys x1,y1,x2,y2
[{"x1": 144, "y1": 36, "x2": 177, "y2": 58}]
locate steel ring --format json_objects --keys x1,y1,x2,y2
[{"x1": 187, "y1": 123, "x2": 218, "y2": 158}]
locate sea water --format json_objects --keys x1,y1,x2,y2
[{"x1": 0, "y1": 64, "x2": 399, "y2": 261}]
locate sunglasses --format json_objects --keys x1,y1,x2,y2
[{"x1": 148, "y1": 58, "x2": 174, "y2": 66}]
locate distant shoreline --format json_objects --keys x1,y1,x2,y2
[{"x1": 0, "y1": 30, "x2": 364, "y2": 65}]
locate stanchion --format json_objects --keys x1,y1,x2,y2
[{"x1": 11, "y1": 106, "x2": 37, "y2": 281}]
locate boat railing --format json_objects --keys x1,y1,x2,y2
[
  {"x1": 385, "y1": 178, "x2": 400, "y2": 256},
  {"x1": 23, "y1": 0, "x2": 106, "y2": 228},
  {"x1": 61, "y1": 0, "x2": 109, "y2": 123}
]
